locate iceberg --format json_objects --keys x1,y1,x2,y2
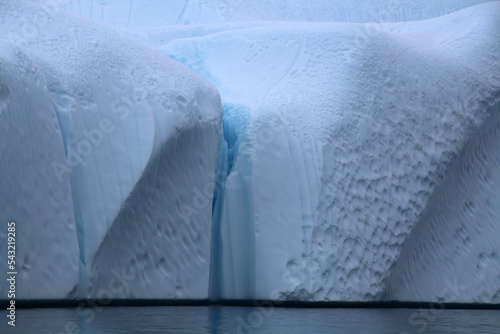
[
  {"x1": 382, "y1": 103, "x2": 500, "y2": 303},
  {"x1": 0, "y1": 0, "x2": 499, "y2": 303},
  {"x1": 160, "y1": 2, "x2": 500, "y2": 302},
  {"x1": 0, "y1": 44, "x2": 79, "y2": 300},
  {"x1": 0, "y1": 0, "x2": 222, "y2": 299}
]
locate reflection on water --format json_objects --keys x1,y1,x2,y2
[{"x1": 3, "y1": 306, "x2": 500, "y2": 333}]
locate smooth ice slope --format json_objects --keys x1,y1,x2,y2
[
  {"x1": 0, "y1": 46, "x2": 79, "y2": 299},
  {"x1": 53, "y1": 0, "x2": 493, "y2": 27},
  {"x1": 160, "y1": 2, "x2": 500, "y2": 301},
  {"x1": 0, "y1": 1, "x2": 222, "y2": 299}
]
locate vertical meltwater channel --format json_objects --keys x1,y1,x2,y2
[
  {"x1": 209, "y1": 104, "x2": 253, "y2": 300},
  {"x1": 208, "y1": 116, "x2": 229, "y2": 301},
  {"x1": 52, "y1": 102, "x2": 88, "y2": 299}
]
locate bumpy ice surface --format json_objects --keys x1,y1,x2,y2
[
  {"x1": 0, "y1": 1, "x2": 222, "y2": 299},
  {"x1": 157, "y1": 2, "x2": 500, "y2": 302},
  {"x1": 1, "y1": 0, "x2": 500, "y2": 303}
]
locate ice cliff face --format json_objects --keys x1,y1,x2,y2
[
  {"x1": 0, "y1": 0, "x2": 500, "y2": 303},
  {"x1": 382, "y1": 103, "x2": 500, "y2": 303},
  {"x1": 0, "y1": 42, "x2": 79, "y2": 299},
  {"x1": 159, "y1": 3, "x2": 500, "y2": 302},
  {"x1": 0, "y1": 1, "x2": 221, "y2": 299}
]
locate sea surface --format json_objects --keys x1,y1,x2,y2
[{"x1": 2, "y1": 306, "x2": 500, "y2": 333}]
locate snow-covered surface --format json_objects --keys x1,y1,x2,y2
[
  {"x1": 1, "y1": 0, "x2": 499, "y2": 302},
  {"x1": 0, "y1": 44, "x2": 79, "y2": 299},
  {"x1": 56, "y1": 0, "x2": 493, "y2": 26},
  {"x1": 159, "y1": 2, "x2": 500, "y2": 302},
  {"x1": 382, "y1": 103, "x2": 500, "y2": 303},
  {"x1": 0, "y1": 1, "x2": 221, "y2": 299}
]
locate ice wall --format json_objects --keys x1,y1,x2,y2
[
  {"x1": 161, "y1": 2, "x2": 500, "y2": 301},
  {"x1": 0, "y1": 1, "x2": 222, "y2": 299},
  {"x1": 381, "y1": 101, "x2": 500, "y2": 303},
  {"x1": 0, "y1": 47, "x2": 79, "y2": 299},
  {"x1": 1, "y1": 0, "x2": 499, "y2": 303}
]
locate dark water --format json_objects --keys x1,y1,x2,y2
[{"x1": 2, "y1": 306, "x2": 500, "y2": 333}]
